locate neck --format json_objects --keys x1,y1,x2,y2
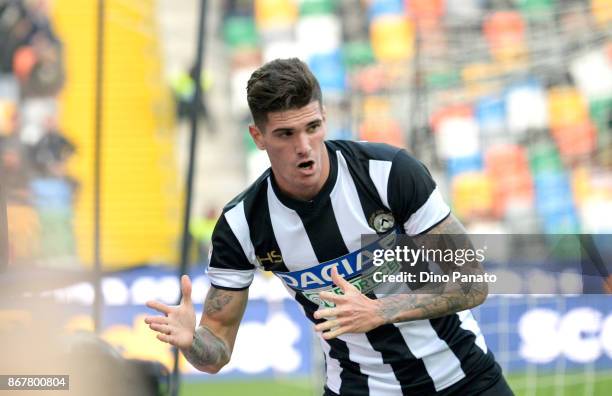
[{"x1": 276, "y1": 145, "x2": 331, "y2": 202}]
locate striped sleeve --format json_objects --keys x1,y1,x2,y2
[
  {"x1": 208, "y1": 201, "x2": 256, "y2": 290},
  {"x1": 387, "y1": 150, "x2": 450, "y2": 235}
]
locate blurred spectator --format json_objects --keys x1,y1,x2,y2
[
  {"x1": 28, "y1": 116, "x2": 77, "y2": 267},
  {"x1": 0, "y1": 0, "x2": 32, "y2": 73},
  {"x1": 19, "y1": 31, "x2": 64, "y2": 97},
  {"x1": 31, "y1": 116, "x2": 75, "y2": 178},
  {"x1": 0, "y1": 0, "x2": 64, "y2": 97},
  {"x1": 170, "y1": 65, "x2": 211, "y2": 122},
  {"x1": 0, "y1": 0, "x2": 70, "y2": 266},
  {"x1": 0, "y1": 131, "x2": 31, "y2": 202}
]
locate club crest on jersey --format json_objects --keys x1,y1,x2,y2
[{"x1": 369, "y1": 210, "x2": 395, "y2": 233}]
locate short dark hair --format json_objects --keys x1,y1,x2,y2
[{"x1": 246, "y1": 58, "x2": 322, "y2": 130}]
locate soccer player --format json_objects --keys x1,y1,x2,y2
[{"x1": 144, "y1": 58, "x2": 514, "y2": 395}]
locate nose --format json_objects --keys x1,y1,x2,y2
[{"x1": 295, "y1": 132, "x2": 311, "y2": 156}]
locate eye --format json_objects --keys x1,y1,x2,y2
[{"x1": 307, "y1": 124, "x2": 320, "y2": 133}]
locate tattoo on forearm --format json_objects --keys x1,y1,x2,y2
[
  {"x1": 182, "y1": 288, "x2": 237, "y2": 370},
  {"x1": 378, "y1": 215, "x2": 488, "y2": 324},
  {"x1": 183, "y1": 326, "x2": 230, "y2": 369},
  {"x1": 377, "y1": 277, "x2": 487, "y2": 324},
  {"x1": 205, "y1": 288, "x2": 234, "y2": 315}
]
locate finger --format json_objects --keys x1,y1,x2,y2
[
  {"x1": 314, "y1": 319, "x2": 340, "y2": 332},
  {"x1": 149, "y1": 323, "x2": 172, "y2": 335},
  {"x1": 144, "y1": 316, "x2": 168, "y2": 325},
  {"x1": 181, "y1": 275, "x2": 192, "y2": 305},
  {"x1": 331, "y1": 267, "x2": 357, "y2": 293},
  {"x1": 319, "y1": 291, "x2": 344, "y2": 304},
  {"x1": 313, "y1": 308, "x2": 338, "y2": 320},
  {"x1": 146, "y1": 300, "x2": 172, "y2": 315},
  {"x1": 322, "y1": 326, "x2": 346, "y2": 340},
  {"x1": 156, "y1": 333, "x2": 171, "y2": 344}
]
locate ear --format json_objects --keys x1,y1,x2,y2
[{"x1": 248, "y1": 124, "x2": 265, "y2": 150}]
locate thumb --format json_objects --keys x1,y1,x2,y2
[
  {"x1": 181, "y1": 275, "x2": 193, "y2": 305},
  {"x1": 331, "y1": 267, "x2": 355, "y2": 293}
]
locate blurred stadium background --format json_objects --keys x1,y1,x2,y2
[{"x1": 0, "y1": 0, "x2": 611, "y2": 395}]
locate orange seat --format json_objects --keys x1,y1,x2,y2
[
  {"x1": 485, "y1": 145, "x2": 534, "y2": 217},
  {"x1": 552, "y1": 121, "x2": 597, "y2": 159},
  {"x1": 484, "y1": 11, "x2": 525, "y2": 44},
  {"x1": 483, "y1": 11, "x2": 527, "y2": 62},
  {"x1": 406, "y1": 0, "x2": 444, "y2": 21},
  {"x1": 359, "y1": 118, "x2": 404, "y2": 147},
  {"x1": 485, "y1": 144, "x2": 530, "y2": 176},
  {"x1": 430, "y1": 104, "x2": 473, "y2": 132}
]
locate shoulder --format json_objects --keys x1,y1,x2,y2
[
  {"x1": 326, "y1": 139, "x2": 427, "y2": 186},
  {"x1": 326, "y1": 139, "x2": 402, "y2": 163},
  {"x1": 389, "y1": 148, "x2": 433, "y2": 176},
  {"x1": 214, "y1": 169, "x2": 271, "y2": 239},
  {"x1": 223, "y1": 168, "x2": 271, "y2": 214}
]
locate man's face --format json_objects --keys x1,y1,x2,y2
[{"x1": 249, "y1": 101, "x2": 329, "y2": 201}]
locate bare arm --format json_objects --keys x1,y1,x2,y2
[
  {"x1": 183, "y1": 286, "x2": 248, "y2": 373},
  {"x1": 314, "y1": 215, "x2": 488, "y2": 339},
  {"x1": 144, "y1": 276, "x2": 248, "y2": 374},
  {"x1": 375, "y1": 214, "x2": 488, "y2": 324}
]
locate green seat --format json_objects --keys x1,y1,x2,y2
[
  {"x1": 342, "y1": 41, "x2": 375, "y2": 69},
  {"x1": 516, "y1": 0, "x2": 555, "y2": 21},
  {"x1": 223, "y1": 16, "x2": 259, "y2": 49},
  {"x1": 529, "y1": 142, "x2": 563, "y2": 173},
  {"x1": 427, "y1": 70, "x2": 460, "y2": 90},
  {"x1": 299, "y1": 0, "x2": 336, "y2": 16},
  {"x1": 589, "y1": 97, "x2": 611, "y2": 142}
]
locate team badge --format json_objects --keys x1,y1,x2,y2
[{"x1": 369, "y1": 211, "x2": 395, "y2": 233}]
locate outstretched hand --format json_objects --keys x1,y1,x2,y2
[
  {"x1": 313, "y1": 268, "x2": 385, "y2": 340},
  {"x1": 144, "y1": 275, "x2": 196, "y2": 349}
]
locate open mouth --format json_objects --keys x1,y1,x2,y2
[{"x1": 298, "y1": 160, "x2": 315, "y2": 170}]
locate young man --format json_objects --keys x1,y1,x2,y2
[{"x1": 145, "y1": 58, "x2": 513, "y2": 395}]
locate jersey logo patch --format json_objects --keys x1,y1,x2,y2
[
  {"x1": 369, "y1": 211, "x2": 395, "y2": 233},
  {"x1": 257, "y1": 250, "x2": 283, "y2": 266}
]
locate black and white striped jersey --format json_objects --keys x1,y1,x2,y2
[{"x1": 208, "y1": 140, "x2": 496, "y2": 395}]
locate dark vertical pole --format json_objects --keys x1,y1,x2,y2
[
  {"x1": 408, "y1": 22, "x2": 422, "y2": 155},
  {"x1": 170, "y1": 0, "x2": 207, "y2": 394},
  {"x1": 93, "y1": 0, "x2": 106, "y2": 333}
]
